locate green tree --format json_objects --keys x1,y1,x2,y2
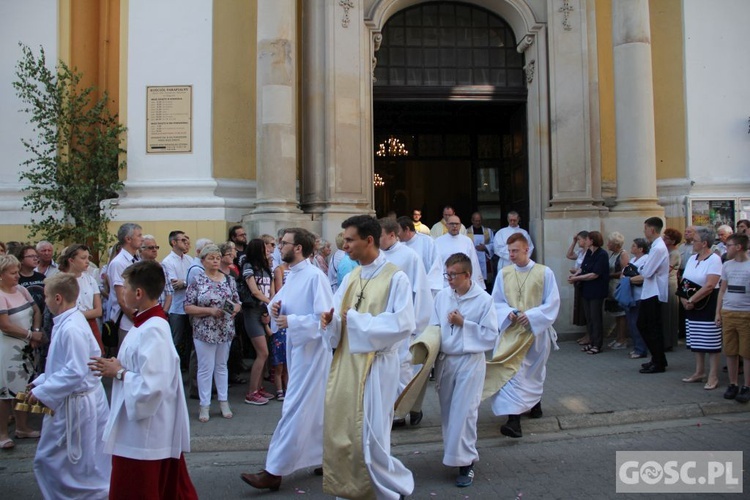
[{"x1": 13, "y1": 44, "x2": 126, "y2": 259}]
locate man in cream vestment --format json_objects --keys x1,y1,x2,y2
[
  {"x1": 322, "y1": 216, "x2": 416, "y2": 500},
  {"x1": 485, "y1": 233, "x2": 559, "y2": 438}
]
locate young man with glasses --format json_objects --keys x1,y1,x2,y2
[
  {"x1": 431, "y1": 253, "x2": 498, "y2": 487},
  {"x1": 161, "y1": 230, "x2": 193, "y2": 371}
]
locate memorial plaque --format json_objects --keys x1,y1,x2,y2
[{"x1": 146, "y1": 85, "x2": 192, "y2": 153}]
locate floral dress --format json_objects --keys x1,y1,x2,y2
[{"x1": 0, "y1": 287, "x2": 36, "y2": 398}]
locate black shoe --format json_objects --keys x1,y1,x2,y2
[
  {"x1": 724, "y1": 384, "x2": 739, "y2": 400},
  {"x1": 500, "y1": 415, "x2": 522, "y2": 438},
  {"x1": 313, "y1": 467, "x2": 323, "y2": 476},
  {"x1": 456, "y1": 464, "x2": 475, "y2": 487},
  {"x1": 409, "y1": 411, "x2": 423, "y2": 426},
  {"x1": 641, "y1": 361, "x2": 654, "y2": 369},
  {"x1": 392, "y1": 417, "x2": 406, "y2": 429},
  {"x1": 639, "y1": 364, "x2": 665, "y2": 374},
  {"x1": 736, "y1": 386, "x2": 750, "y2": 404},
  {"x1": 528, "y1": 401, "x2": 543, "y2": 419}
]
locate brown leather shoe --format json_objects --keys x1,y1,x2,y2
[{"x1": 240, "y1": 470, "x2": 282, "y2": 491}]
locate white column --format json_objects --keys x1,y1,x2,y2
[
  {"x1": 253, "y1": 0, "x2": 301, "y2": 215},
  {"x1": 611, "y1": 0, "x2": 661, "y2": 213}
]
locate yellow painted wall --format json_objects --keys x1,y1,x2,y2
[
  {"x1": 212, "y1": 0, "x2": 255, "y2": 180},
  {"x1": 0, "y1": 226, "x2": 36, "y2": 247},
  {"x1": 108, "y1": 221, "x2": 233, "y2": 262},
  {"x1": 594, "y1": 0, "x2": 616, "y2": 184},
  {"x1": 649, "y1": 0, "x2": 686, "y2": 180}
]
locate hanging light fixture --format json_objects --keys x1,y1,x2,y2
[
  {"x1": 376, "y1": 136, "x2": 409, "y2": 157},
  {"x1": 373, "y1": 172, "x2": 385, "y2": 188}
]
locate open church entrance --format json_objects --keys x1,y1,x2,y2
[{"x1": 373, "y1": 2, "x2": 529, "y2": 230}]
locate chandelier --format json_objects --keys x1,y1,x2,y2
[
  {"x1": 373, "y1": 173, "x2": 385, "y2": 188},
  {"x1": 376, "y1": 136, "x2": 408, "y2": 157}
]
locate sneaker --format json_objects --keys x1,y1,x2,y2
[
  {"x1": 244, "y1": 391, "x2": 269, "y2": 405},
  {"x1": 736, "y1": 386, "x2": 750, "y2": 404},
  {"x1": 258, "y1": 389, "x2": 275, "y2": 400},
  {"x1": 611, "y1": 341, "x2": 628, "y2": 350},
  {"x1": 456, "y1": 465, "x2": 475, "y2": 487},
  {"x1": 724, "y1": 384, "x2": 739, "y2": 400},
  {"x1": 276, "y1": 390, "x2": 285, "y2": 401}
]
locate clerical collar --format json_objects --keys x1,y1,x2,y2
[
  {"x1": 472, "y1": 226, "x2": 482, "y2": 233},
  {"x1": 383, "y1": 241, "x2": 399, "y2": 252},
  {"x1": 134, "y1": 304, "x2": 168, "y2": 327},
  {"x1": 52, "y1": 307, "x2": 77, "y2": 325},
  {"x1": 360, "y1": 253, "x2": 386, "y2": 278},
  {"x1": 514, "y1": 260, "x2": 535, "y2": 271}
]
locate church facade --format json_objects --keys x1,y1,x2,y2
[{"x1": 1, "y1": 0, "x2": 748, "y2": 329}]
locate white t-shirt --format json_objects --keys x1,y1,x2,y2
[
  {"x1": 721, "y1": 259, "x2": 750, "y2": 311},
  {"x1": 76, "y1": 273, "x2": 100, "y2": 312},
  {"x1": 683, "y1": 253, "x2": 722, "y2": 289}
]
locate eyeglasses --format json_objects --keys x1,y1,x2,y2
[
  {"x1": 142, "y1": 245, "x2": 160, "y2": 250},
  {"x1": 443, "y1": 272, "x2": 468, "y2": 280},
  {"x1": 235, "y1": 233, "x2": 247, "y2": 238},
  {"x1": 279, "y1": 241, "x2": 296, "y2": 248},
  {"x1": 23, "y1": 254, "x2": 38, "y2": 259}
]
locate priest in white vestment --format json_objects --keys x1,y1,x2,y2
[
  {"x1": 487, "y1": 234, "x2": 559, "y2": 439},
  {"x1": 380, "y1": 218, "x2": 433, "y2": 427},
  {"x1": 493, "y1": 211, "x2": 534, "y2": 270},
  {"x1": 430, "y1": 205, "x2": 467, "y2": 238},
  {"x1": 431, "y1": 253, "x2": 498, "y2": 487},
  {"x1": 31, "y1": 273, "x2": 110, "y2": 499},
  {"x1": 466, "y1": 212, "x2": 494, "y2": 281},
  {"x1": 434, "y1": 216, "x2": 486, "y2": 290},
  {"x1": 398, "y1": 216, "x2": 444, "y2": 293},
  {"x1": 241, "y1": 228, "x2": 334, "y2": 491},
  {"x1": 322, "y1": 215, "x2": 416, "y2": 500}
]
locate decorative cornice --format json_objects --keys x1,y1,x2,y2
[
  {"x1": 339, "y1": 0, "x2": 354, "y2": 28},
  {"x1": 559, "y1": 0, "x2": 574, "y2": 31}
]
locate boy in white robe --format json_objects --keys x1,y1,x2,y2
[
  {"x1": 29, "y1": 273, "x2": 110, "y2": 499},
  {"x1": 488, "y1": 234, "x2": 560, "y2": 438},
  {"x1": 240, "y1": 228, "x2": 334, "y2": 491},
  {"x1": 321, "y1": 215, "x2": 416, "y2": 500},
  {"x1": 89, "y1": 260, "x2": 197, "y2": 500},
  {"x1": 431, "y1": 253, "x2": 498, "y2": 487}
]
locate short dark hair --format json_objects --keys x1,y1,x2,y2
[
  {"x1": 284, "y1": 228, "x2": 316, "y2": 258},
  {"x1": 663, "y1": 228, "x2": 682, "y2": 245},
  {"x1": 342, "y1": 215, "x2": 381, "y2": 248},
  {"x1": 445, "y1": 252, "x2": 472, "y2": 274},
  {"x1": 379, "y1": 217, "x2": 400, "y2": 236},
  {"x1": 633, "y1": 238, "x2": 650, "y2": 254},
  {"x1": 122, "y1": 260, "x2": 165, "y2": 301},
  {"x1": 14, "y1": 244, "x2": 36, "y2": 262},
  {"x1": 168, "y1": 230, "x2": 185, "y2": 246},
  {"x1": 644, "y1": 217, "x2": 663, "y2": 233},
  {"x1": 587, "y1": 231, "x2": 604, "y2": 248},
  {"x1": 729, "y1": 234, "x2": 748, "y2": 251},
  {"x1": 44, "y1": 272, "x2": 79, "y2": 303},
  {"x1": 507, "y1": 232, "x2": 529, "y2": 246},
  {"x1": 397, "y1": 216, "x2": 415, "y2": 233},
  {"x1": 228, "y1": 225, "x2": 243, "y2": 241},
  {"x1": 577, "y1": 230, "x2": 589, "y2": 239}
]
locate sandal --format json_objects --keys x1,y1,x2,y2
[
  {"x1": 0, "y1": 438, "x2": 15, "y2": 450},
  {"x1": 219, "y1": 401, "x2": 233, "y2": 419},
  {"x1": 629, "y1": 352, "x2": 646, "y2": 359},
  {"x1": 586, "y1": 347, "x2": 601, "y2": 355},
  {"x1": 580, "y1": 344, "x2": 593, "y2": 352},
  {"x1": 199, "y1": 406, "x2": 210, "y2": 423}
]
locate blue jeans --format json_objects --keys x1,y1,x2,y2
[{"x1": 625, "y1": 302, "x2": 648, "y2": 355}]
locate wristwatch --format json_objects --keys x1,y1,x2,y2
[{"x1": 115, "y1": 368, "x2": 126, "y2": 381}]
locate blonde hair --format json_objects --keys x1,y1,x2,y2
[
  {"x1": 0, "y1": 254, "x2": 20, "y2": 275},
  {"x1": 44, "y1": 272, "x2": 79, "y2": 303}
]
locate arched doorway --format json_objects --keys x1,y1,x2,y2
[{"x1": 372, "y1": 2, "x2": 528, "y2": 229}]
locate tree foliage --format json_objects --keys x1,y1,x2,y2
[{"x1": 13, "y1": 44, "x2": 126, "y2": 258}]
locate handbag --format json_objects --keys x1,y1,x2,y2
[
  {"x1": 622, "y1": 263, "x2": 640, "y2": 278},
  {"x1": 236, "y1": 270, "x2": 260, "y2": 307},
  {"x1": 101, "y1": 311, "x2": 123, "y2": 348},
  {"x1": 676, "y1": 277, "x2": 710, "y2": 310}
]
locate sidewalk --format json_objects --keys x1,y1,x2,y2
[{"x1": 187, "y1": 340, "x2": 750, "y2": 452}]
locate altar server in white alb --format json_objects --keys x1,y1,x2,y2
[
  {"x1": 379, "y1": 217, "x2": 434, "y2": 427},
  {"x1": 89, "y1": 260, "x2": 197, "y2": 500},
  {"x1": 240, "y1": 228, "x2": 334, "y2": 491},
  {"x1": 397, "y1": 216, "x2": 444, "y2": 294},
  {"x1": 493, "y1": 211, "x2": 534, "y2": 269},
  {"x1": 321, "y1": 215, "x2": 416, "y2": 500},
  {"x1": 434, "y1": 215, "x2": 486, "y2": 290},
  {"x1": 432, "y1": 253, "x2": 498, "y2": 488},
  {"x1": 486, "y1": 233, "x2": 559, "y2": 439},
  {"x1": 29, "y1": 273, "x2": 110, "y2": 499}
]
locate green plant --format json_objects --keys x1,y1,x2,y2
[{"x1": 13, "y1": 43, "x2": 126, "y2": 259}]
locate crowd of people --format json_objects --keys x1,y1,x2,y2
[{"x1": 0, "y1": 210, "x2": 748, "y2": 498}]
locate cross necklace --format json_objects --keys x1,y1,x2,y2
[{"x1": 354, "y1": 261, "x2": 387, "y2": 310}]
